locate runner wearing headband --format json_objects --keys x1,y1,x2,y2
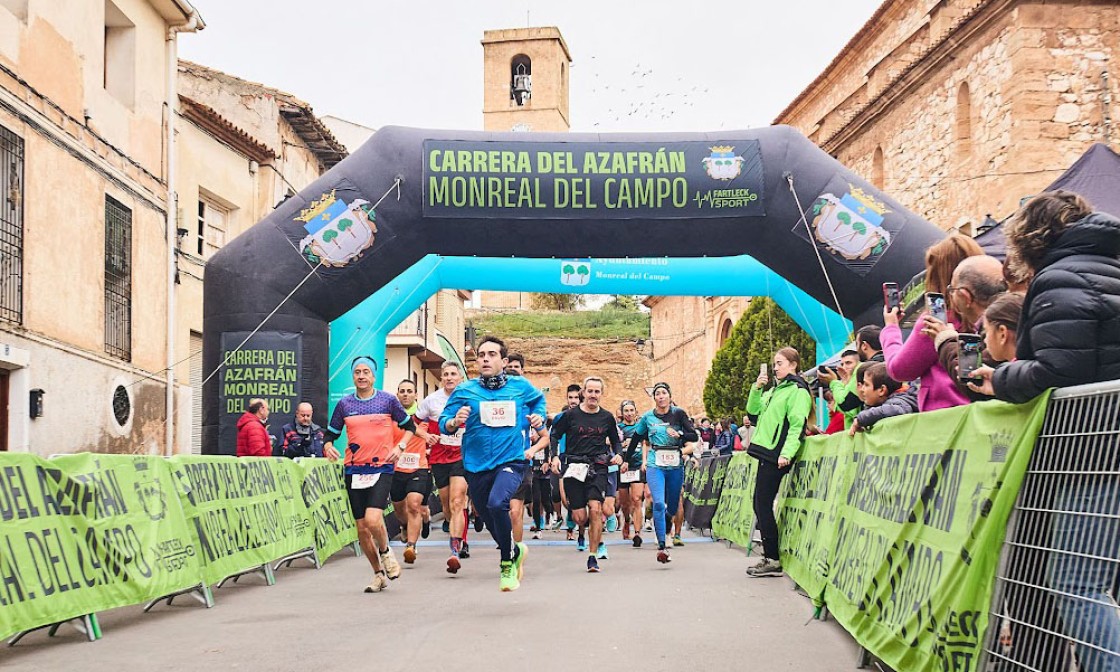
[
  {"x1": 624, "y1": 382, "x2": 697, "y2": 564},
  {"x1": 323, "y1": 356, "x2": 416, "y2": 592}
]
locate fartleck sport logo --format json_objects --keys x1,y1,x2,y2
[
  {"x1": 297, "y1": 189, "x2": 377, "y2": 267},
  {"x1": 809, "y1": 186, "x2": 892, "y2": 261},
  {"x1": 701, "y1": 145, "x2": 745, "y2": 181}
]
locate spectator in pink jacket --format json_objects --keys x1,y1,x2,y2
[{"x1": 881, "y1": 234, "x2": 983, "y2": 411}]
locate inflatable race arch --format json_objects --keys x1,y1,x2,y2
[{"x1": 202, "y1": 125, "x2": 944, "y2": 454}]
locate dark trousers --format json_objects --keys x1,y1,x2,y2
[
  {"x1": 753, "y1": 459, "x2": 788, "y2": 560},
  {"x1": 465, "y1": 461, "x2": 528, "y2": 562},
  {"x1": 531, "y1": 473, "x2": 552, "y2": 526}
]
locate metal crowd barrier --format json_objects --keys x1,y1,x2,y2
[{"x1": 984, "y1": 381, "x2": 1120, "y2": 671}]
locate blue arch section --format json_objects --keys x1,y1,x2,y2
[{"x1": 327, "y1": 254, "x2": 852, "y2": 399}]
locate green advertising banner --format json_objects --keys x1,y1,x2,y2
[
  {"x1": 777, "y1": 432, "x2": 853, "y2": 602},
  {"x1": 297, "y1": 459, "x2": 357, "y2": 564},
  {"x1": 0, "y1": 454, "x2": 202, "y2": 640},
  {"x1": 169, "y1": 456, "x2": 314, "y2": 585},
  {"x1": 682, "y1": 455, "x2": 731, "y2": 530},
  {"x1": 778, "y1": 394, "x2": 1050, "y2": 672},
  {"x1": 711, "y1": 453, "x2": 758, "y2": 548}
]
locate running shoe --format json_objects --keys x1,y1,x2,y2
[
  {"x1": 596, "y1": 542, "x2": 609, "y2": 560},
  {"x1": 673, "y1": 535, "x2": 684, "y2": 547},
  {"x1": 529, "y1": 524, "x2": 540, "y2": 533},
  {"x1": 531, "y1": 530, "x2": 542, "y2": 540},
  {"x1": 657, "y1": 548, "x2": 672, "y2": 564},
  {"x1": 459, "y1": 541, "x2": 471, "y2": 559},
  {"x1": 474, "y1": 515, "x2": 485, "y2": 533},
  {"x1": 512, "y1": 542, "x2": 528, "y2": 580},
  {"x1": 632, "y1": 534, "x2": 643, "y2": 548},
  {"x1": 380, "y1": 548, "x2": 401, "y2": 579},
  {"x1": 577, "y1": 536, "x2": 588, "y2": 552},
  {"x1": 746, "y1": 558, "x2": 783, "y2": 578},
  {"x1": 606, "y1": 515, "x2": 618, "y2": 533},
  {"x1": 643, "y1": 520, "x2": 654, "y2": 532},
  {"x1": 403, "y1": 545, "x2": 417, "y2": 564},
  {"x1": 550, "y1": 519, "x2": 564, "y2": 532},
  {"x1": 421, "y1": 520, "x2": 431, "y2": 539},
  {"x1": 364, "y1": 571, "x2": 389, "y2": 593},
  {"x1": 500, "y1": 561, "x2": 520, "y2": 592},
  {"x1": 587, "y1": 555, "x2": 600, "y2": 573},
  {"x1": 442, "y1": 519, "x2": 450, "y2": 534},
  {"x1": 446, "y1": 555, "x2": 461, "y2": 574},
  {"x1": 566, "y1": 530, "x2": 575, "y2": 542}
]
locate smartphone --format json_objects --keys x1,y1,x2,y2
[
  {"x1": 882, "y1": 282, "x2": 901, "y2": 312},
  {"x1": 759, "y1": 363, "x2": 768, "y2": 379},
  {"x1": 926, "y1": 292, "x2": 948, "y2": 323},
  {"x1": 958, "y1": 333, "x2": 983, "y2": 381}
]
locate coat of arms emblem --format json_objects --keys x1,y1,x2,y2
[
  {"x1": 809, "y1": 186, "x2": 892, "y2": 260},
  {"x1": 297, "y1": 190, "x2": 377, "y2": 267},
  {"x1": 701, "y1": 145, "x2": 745, "y2": 181}
]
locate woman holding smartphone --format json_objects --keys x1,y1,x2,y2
[
  {"x1": 744, "y1": 347, "x2": 813, "y2": 578},
  {"x1": 882, "y1": 234, "x2": 982, "y2": 411}
]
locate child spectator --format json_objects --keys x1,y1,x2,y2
[{"x1": 850, "y1": 363, "x2": 917, "y2": 434}]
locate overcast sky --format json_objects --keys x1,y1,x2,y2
[{"x1": 179, "y1": 0, "x2": 883, "y2": 134}]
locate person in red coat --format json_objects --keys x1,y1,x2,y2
[{"x1": 236, "y1": 398, "x2": 272, "y2": 457}]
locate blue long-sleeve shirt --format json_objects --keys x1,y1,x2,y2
[{"x1": 438, "y1": 376, "x2": 547, "y2": 473}]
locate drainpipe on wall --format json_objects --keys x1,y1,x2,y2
[{"x1": 164, "y1": 5, "x2": 203, "y2": 456}]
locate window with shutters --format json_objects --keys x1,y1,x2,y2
[
  {"x1": 196, "y1": 196, "x2": 228, "y2": 259},
  {"x1": 104, "y1": 195, "x2": 131, "y2": 361},
  {"x1": 0, "y1": 124, "x2": 23, "y2": 325}
]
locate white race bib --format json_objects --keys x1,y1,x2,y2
[
  {"x1": 442, "y1": 429, "x2": 463, "y2": 446},
  {"x1": 351, "y1": 473, "x2": 381, "y2": 490},
  {"x1": 480, "y1": 400, "x2": 516, "y2": 427},
  {"x1": 564, "y1": 463, "x2": 589, "y2": 482},
  {"x1": 654, "y1": 450, "x2": 681, "y2": 468},
  {"x1": 397, "y1": 453, "x2": 421, "y2": 470},
  {"x1": 620, "y1": 469, "x2": 641, "y2": 484}
]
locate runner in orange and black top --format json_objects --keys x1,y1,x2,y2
[
  {"x1": 323, "y1": 356, "x2": 416, "y2": 593},
  {"x1": 392, "y1": 379, "x2": 432, "y2": 565},
  {"x1": 416, "y1": 361, "x2": 471, "y2": 573}
]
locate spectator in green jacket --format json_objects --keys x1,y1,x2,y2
[{"x1": 744, "y1": 346, "x2": 813, "y2": 579}]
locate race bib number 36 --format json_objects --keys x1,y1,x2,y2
[
  {"x1": 655, "y1": 450, "x2": 681, "y2": 468},
  {"x1": 480, "y1": 400, "x2": 516, "y2": 427}
]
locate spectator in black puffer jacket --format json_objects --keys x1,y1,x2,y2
[
  {"x1": 970, "y1": 191, "x2": 1120, "y2": 401},
  {"x1": 969, "y1": 190, "x2": 1120, "y2": 672}
]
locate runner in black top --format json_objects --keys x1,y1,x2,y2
[{"x1": 549, "y1": 376, "x2": 623, "y2": 573}]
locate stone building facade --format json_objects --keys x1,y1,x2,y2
[
  {"x1": 644, "y1": 296, "x2": 751, "y2": 418},
  {"x1": 0, "y1": 0, "x2": 202, "y2": 456},
  {"x1": 174, "y1": 61, "x2": 349, "y2": 453},
  {"x1": 774, "y1": 0, "x2": 1120, "y2": 231}
]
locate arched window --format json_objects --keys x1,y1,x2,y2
[
  {"x1": 511, "y1": 55, "x2": 532, "y2": 106},
  {"x1": 955, "y1": 82, "x2": 972, "y2": 157},
  {"x1": 872, "y1": 146, "x2": 885, "y2": 189},
  {"x1": 718, "y1": 317, "x2": 733, "y2": 347}
]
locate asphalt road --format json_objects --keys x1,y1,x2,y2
[{"x1": 2, "y1": 527, "x2": 862, "y2": 672}]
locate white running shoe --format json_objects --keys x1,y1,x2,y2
[
  {"x1": 380, "y1": 548, "x2": 401, "y2": 580},
  {"x1": 364, "y1": 572, "x2": 388, "y2": 593}
]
